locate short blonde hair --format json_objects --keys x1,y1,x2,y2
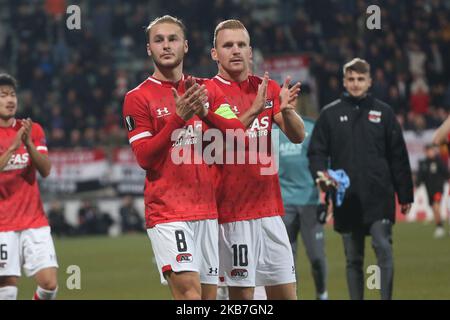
[
  {"x1": 145, "y1": 15, "x2": 186, "y2": 42},
  {"x1": 213, "y1": 19, "x2": 250, "y2": 48}
]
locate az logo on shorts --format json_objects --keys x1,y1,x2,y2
[
  {"x1": 230, "y1": 268, "x2": 248, "y2": 279},
  {"x1": 176, "y1": 253, "x2": 193, "y2": 263}
]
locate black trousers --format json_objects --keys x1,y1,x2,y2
[{"x1": 341, "y1": 219, "x2": 393, "y2": 300}]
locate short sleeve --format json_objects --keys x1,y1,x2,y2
[{"x1": 32, "y1": 123, "x2": 48, "y2": 154}]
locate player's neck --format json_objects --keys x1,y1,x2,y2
[
  {"x1": 0, "y1": 117, "x2": 14, "y2": 127},
  {"x1": 218, "y1": 68, "x2": 249, "y2": 83},
  {"x1": 152, "y1": 66, "x2": 183, "y2": 83}
]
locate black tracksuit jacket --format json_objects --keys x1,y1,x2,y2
[{"x1": 308, "y1": 93, "x2": 414, "y2": 233}]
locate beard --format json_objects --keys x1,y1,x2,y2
[{"x1": 152, "y1": 51, "x2": 185, "y2": 70}]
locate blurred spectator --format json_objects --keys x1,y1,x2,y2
[
  {"x1": 0, "y1": 0, "x2": 449, "y2": 147},
  {"x1": 119, "y1": 196, "x2": 145, "y2": 234},
  {"x1": 410, "y1": 78, "x2": 431, "y2": 114},
  {"x1": 78, "y1": 200, "x2": 114, "y2": 235},
  {"x1": 48, "y1": 200, "x2": 75, "y2": 237}
]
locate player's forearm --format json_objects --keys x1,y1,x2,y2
[
  {"x1": 26, "y1": 143, "x2": 52, "y2": 177},
  {"x1": 278, "y1": 109, "x2": 305, "y2": 143},
  {"x1": 202, "y1": 111, "x2": 245, "y2": 133},
  {"x1": 238, "y1": 107, "x2": 261, "y2": 128},
  {"x1": 133, "y1": 114, "x2": 186, "y2": 170},
  {"x1": 0, "y1": 148, "x2": 15, "y2": 171},
  {"x1": 432, "y1": 116, "x2": 450, "y2": 145}
]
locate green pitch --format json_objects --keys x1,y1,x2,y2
[{"x1": 17, "y1": 222, "x2": 450, "y2": 300}]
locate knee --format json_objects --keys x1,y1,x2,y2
[
  {"x1": 345, "y1": 255, "x2": 363, "y2": 268},
  {"x1": 372, "y1": 241, "x2": 392, "y2": 259},
  {"x1": 180, "y1": 288, "x2": 201, "y2": 300},
  {"x1": 310, "y1": 257, "x2": 325, "y2": 270},
  {"x1": 39, "y1": 279, "x2": 58, "y2": 291},
  {"x1": 0, "y1": 277, "x2": 18, "y2": 287}
]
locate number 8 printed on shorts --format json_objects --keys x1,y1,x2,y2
[{"x1": 175, "y1": 230, "x2": 187, "y2": 252}]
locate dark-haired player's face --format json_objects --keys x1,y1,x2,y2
[
  {"x1": 343, "y1": 70, "x2": 372, "y2": 98},
  {"x1": 212, "y1": 29, "x2": 252, "y2": 75},
  {"x1": 147, "y1": 23, "x2": 188, "y2": 70},
  {"x1": 0, "y1": 85, "x2": 17, "y2": 120}
]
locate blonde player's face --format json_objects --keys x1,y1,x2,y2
[
  {"x1": 343, "y1": 70, "x2": 372, "y2": 98},
  {"x1": 147, "y1": 23, "x2": 188, "y2": 69},
  {"x1": 0, "y1": 86, "x2": 17, "y2": 120},
  {"x1": 212, "y1": 29, "x2": 252, "y2": 76}
]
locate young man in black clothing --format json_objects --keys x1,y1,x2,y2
[
  {"x1": 417, "y1": 144, "x2": 449, "y2": 238},
  {"x1": 308, "y1": 58, "x2": 414, "y2": 300}
]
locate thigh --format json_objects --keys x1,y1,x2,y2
[
  {"x1": 298, "y1": 205, "x2": 325, "y2": 258},
  {"x1": 0, "y1": 231, "x2": 21, "y2": 277},
  {"x1": 147, "y1": 221, "x2": 198, "y2": 285},
  {"x1": 281, "y1": 205, "x2": 300, "y2": 243},
  {"x1": 194, "y1": 219, "x2": 219, "y2": 285},
  {"x1": 219, "y1": 220, "x2": 259, "y2": 287},
  {"x1": 21, "y1": 227, "x2": 58, "y2": 277},
  {"x1": 342, "y1": 230, "x2": 365, "y2": 261},
  {"x1": 256, "y1": 216, "x2": 296, "y2": 286}
]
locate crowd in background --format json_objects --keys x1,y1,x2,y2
[{"x1": 1, "y1": 0, "x2": 450, "y2": 148}]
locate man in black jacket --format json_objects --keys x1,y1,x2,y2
[
  {"x1": 308, "y1": 58, "x2": 414, "y2": 300},
  {"x1": 416, "y1": 144, "x2": 449, "y2": 238}
]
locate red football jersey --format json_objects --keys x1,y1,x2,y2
[
  {"x1": 123, "y1": 75, "x2": 229, "y2": 228},
  {"x1": 212, "y1": 75, "x2": 285, "y2": 224},
  {"x1": 0, "y1": 120, "x2": 49, "y2": 231}
]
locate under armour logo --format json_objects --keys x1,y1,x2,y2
[
  {"x1": 340, "y1": 115, "x2": 348, "y2": 122},
  {"x1": 209, "y1": 267, "x2": 218, "y2": 274},
  {"x1": 156, "y1": 107, "x2": 170, "y2": 117},
  {"x1": 232, "y1": 106, "x2": 239, "y2": 114}
]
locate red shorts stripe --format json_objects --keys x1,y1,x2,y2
[{"x1": 162, "y1": 265, "x2": 172, "y2": 273}]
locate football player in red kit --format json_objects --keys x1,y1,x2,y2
[
  {"x1": 211, "y1": 20, "x2": 304, "y2": 300},
  {"x1": 0, "y1": 73, "x2": 58, "y2": 300},
  {"x1": 122, "y1": 15, "x2": 245, "y2": 300}
]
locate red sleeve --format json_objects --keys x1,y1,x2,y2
[
  {"x1": 269, "y1": 80, "x2": 282, "y2": 117},
  {"x1": 201, "y1": 81, "x2": 245, "y2": 133},
  {"x1": 122, "y1": 91, "x2": 186, "y2": 171},
  {"x1": 32, "y1": 123, "x2": 48, "y2": 154}
]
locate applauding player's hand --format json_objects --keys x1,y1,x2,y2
[
  {"x1": 8, "y1": 126, "x2": 26, "y2": 153},
  {"x1": 184, "y1": 77, "x2": 209, "y2": 118},
  {"x1": 172, "y1": 82, "x2": 208, "y2": 121},
  {"x1": 249, "y1": 71, "x2": 269, "y2": 115},
  {"x1": 280, "y1": 76, "x2": 301, "y2": 113},
  {"x1": 21, "y1": 118, "x2": 33, "y2": 148}
]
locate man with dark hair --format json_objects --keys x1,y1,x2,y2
[
  {"x1": 308, "y1": 58, "x2": 414, "y2": 300},
  {"x1": 0, "y1": 73, "x2": 59, "y2": 300}
]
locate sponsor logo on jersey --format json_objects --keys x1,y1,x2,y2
[
  {"x1": 368, "y1": 110, "x2": 381, "y2": 123},
  {"x1": 156, "y1": 107, "x2": 170, "y2": 117},
  {"x1": 230, "y1": 268, "x2": 248, "y2": 279},
  {"x1": 124, "y1": 116, "x2": 135, "y2": 131},
  {"x1": 3, "y1": 153, "x2": 29, "y2": 171},
  {"x1": 176, "y1": 253, "x2": 193, "y2": 263}
]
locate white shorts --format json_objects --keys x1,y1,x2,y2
[
  {"x1": 0, "y1": 226, "x2": 58, "y2": 277},
  {"x1": 219, "y1": 216, "x2": 296, "y2": 287},
  {"x1": 147, "y1": 219, "x2": 219, "y2": 285}
]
